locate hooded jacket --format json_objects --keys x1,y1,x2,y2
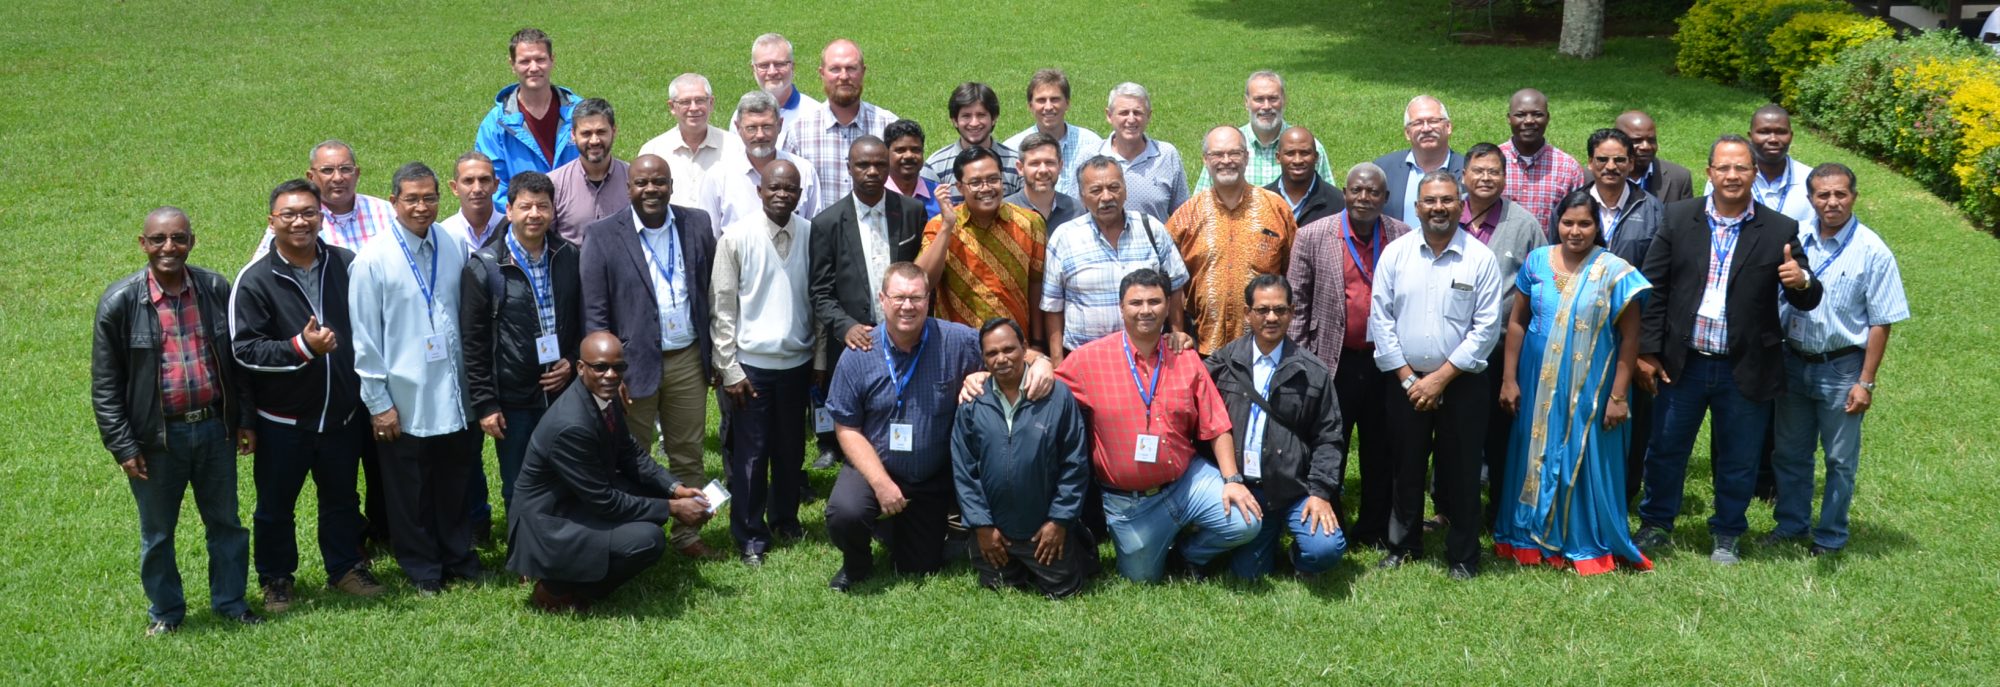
[{"x1": 476, "y1": 84, "x2": 582, "y2": 205}]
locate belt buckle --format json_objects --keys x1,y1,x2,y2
[{"x1": 184, "y1": 408, "x2": 208, "y2": 423}]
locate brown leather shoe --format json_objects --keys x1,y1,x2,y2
[
  {"x1": 676, "y1": 540, "x2": 726, "y2": 560},
  {"x1": 529, "y1": 581, "x2": 585, "y2": 614},
  {"x1": 329, "y1": 568, "x2": 387, "y2": 597}
]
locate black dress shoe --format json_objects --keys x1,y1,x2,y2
[
  {"x1": 1376, "y1": 553, "x2": 1414, "y2": 570},
  {"x1": 775, "y1": 528, "x2": 805, "y2": 544},
  {"x1": 145, "y1": 620, "x2": 179, "y2": 637},
  {"x1": 227, "y1": 610, "x2": 266, "y2": 625},
  {"x1": 1447, "y1": 564, "x2": 1478, "y2": 581},
  {"x1": 1809, "y1": 543, "x2": 1839, "y2": 557},
  {"x1": 829, "y1": 568, "x2": 864, "y2": 592},
  {"x1": 413, "y1": 579, "x2": 444, "y2": 597},
  {"x1": 810, "y1": 451, "x2": 840, "y2": 471},
  {"x1": 740, "y1": 552, "x2": 766, "y2": 567}
]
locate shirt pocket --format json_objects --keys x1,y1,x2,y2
[
  {"x1": 932, "y1": 380, "x2": 963, "y2": 419},
  {"x1": 1446, "y1": 286, "x2": 1478, "y2": 325}
]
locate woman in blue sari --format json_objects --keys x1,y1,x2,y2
[{"x1": 1495, "y1": 191, "x2": 1653, "y2": 575}]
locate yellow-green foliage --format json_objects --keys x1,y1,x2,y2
[
  {"x1": 1675, "y1": 0, "x2": 1860, "y2": 91},
  {"x1": 1900, "y1": 56, "x2": 2000, "y2": 226},
  {"x1": 1768, "y1": 11, "x2": 1894, "y2": 106}
]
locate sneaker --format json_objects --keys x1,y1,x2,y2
[
  {"x1": 261, "y1": 578, "x2": 293, "y2": 613},
  {"x1": 1710, "y1": 535, "x2": 1741, "y2": 565},
  {"x1": 1633, "y1": 525, "x2": 1671, "y2": 551},
  {"x1": 329, "y1": 568, "x2": 387, "y2": 597},
  {"x1": 145, "y1": 620, "x2": 179, "y2": 637},
  {"x1": 1808, "y1": 543, "x2": 1839, "y2": 557},
  {"x1": 1756, "y1": 531, "x2": 1805, "y2": 547},
  {"x1": 1447, "y1": 563, "x2": 1478, "y2": 581}
]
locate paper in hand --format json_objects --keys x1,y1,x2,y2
[{"x1": 702, "y1": 479, "x2": 731, "y2": 514}]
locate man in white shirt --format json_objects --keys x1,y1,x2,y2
[
  {"x1": 736, "y1": 33, "x2": 819, "y2": 147},
  {"x1": 697, "y1": 90, "x2": 821, "y2": 235},
  {"x1": 638, "y1": 73, "x2": 738, "y2": 208},
  {"x1": 1705, "y1": 104, "x2": 1814, "y2": 222},
  {"x1": 440, "y1": 151, "x2": 504, "y2": 253}
]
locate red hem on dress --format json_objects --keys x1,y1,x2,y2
[{"x1": 1496, "y1": 545, "x2": 1656, "y2": 575}]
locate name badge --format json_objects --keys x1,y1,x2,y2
[
  {"x1": 889, "y1": 423, "x2": 914, "y2": 452},
  {"x1": 701, "y1": 479, "x2": 732, "y2": 514},
  {"x1": 1697, "y1": 288, "x2": 1726, "y2": 320},
  {"x1": 1786, "y1": 315, "x2": 1806, "y2": 343},
  {"x1": 424, "y1": 334, "x2": 448, "y2": 363},
  {"x1": 535, "y1": 334, "x2": 560, "y2": 364},
  {"x1": 1243, "y1": 443, "x2": 1263, "y2": 480},
  {"x1": 815, "y1": 407, "x2": 835, "y2": 434},
  {"x1": 1134, "y1": 434, "x2": 1160, "y2": 463}
]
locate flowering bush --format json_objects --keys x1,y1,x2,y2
[{"x1": 1767, "y1": 11, "x2": 1895, "y2": 106}]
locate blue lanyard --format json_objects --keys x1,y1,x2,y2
[
  {"x1": 1342, "y1": 213, "x2": 1382, "y2": 284},
  {"x1": 1122, "y1": 333, "x2": 1163, "y2": 420},
  {"x1": 505, "y1": 233, "x2": 555, "y2": 335},
  {"x1": 880, "y1": 324, "x2": 930, "y2": 416},
  {"x1": 392, "y1": 226, "x2": 439, "y2": 328},
  {"x1": 641, "y1": 219, "x2": 681, "y2": 303},
  {"x1": 1707, "y1": 215, "x2": 1741, "y2": 277},
  {"x1": 1758, "y1": 168, "x2": 1792, "y2": 208},
  {"x1": 1811, "y1": 223, "x2": 1854, "y2": 277}
]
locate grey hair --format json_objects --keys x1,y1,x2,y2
[
  {"x1": 310, "y1": 140, "x2": 354, "y2": 165},
  {"x1": 1417, "y1": 168, "x2": 1464, "y2": 196},
  {"x1": 1346, "y1": 162, "x2": 1387, "y2": 187},
  {"x1": 146, "y1": 206, "x2": 191, "y2": 228},
  {"x1": 735, "y1": 90, "x2": 780, "y2": 121},
  {"x1": 752, "y1": 33, "x2": 793, "y2": 61},
  {"x1": 1246, "y1": 70, "x2": 1284, "y2": 95},
  {"x1": 454, "y1": 149, "x2": 492, "y2": 168},
  {"x1": 668, "y1": 73, "x2": 713, "y2": 103},
  {"x1": 1404, "y1": 95, "x2": 1451, "y2": 125},
  {"x1": 1079, "y1": 154, "x2": 1124, "y2": 178},
  {"x1": 1107, "y1": 82, "x2": 1152, "y2": 111}
]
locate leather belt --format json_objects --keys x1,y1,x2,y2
[
  {"x1": 1103, "y1": 485, "x2": 1166, "y2": 499},
  {"x1": 1688, "y1": 348, "x2": 1729, "y2": 361},
  {"x1": 168, "y1": 406, "x2": 215, "y2": 424},
  {"x1": 1789, "y1": 345, "x2": 1863, "y2": 364}
]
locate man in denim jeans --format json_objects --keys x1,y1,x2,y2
[
  {"x1": 1761, "y1": 164, "x2": 1907, "y2": 557},
  {"x1": 92, "y1": 207, "x2": 262, "y2": 636}
]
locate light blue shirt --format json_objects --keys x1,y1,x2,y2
[
  {"x1": 1241, "y1": 341, "x2": 1283, "y2": 479},
  {"x1": 1369, "y1": 228, "x2": 1505, "y2": 374},
  {"x1": 1093, "y1": 136, "x2": 1189, "y2": 225},
  {"x1": 1400, "y1": 152, "x2": 1426, "y2": 227},
  {"x1": 1004, "y1": 122, "x2": 1105, "y2": 196},
  {"x1": 1784, "y1": 217, "x2": 1910, "y2": 353},
  {"x1": 637, "y1": 207, "x2": 696, "y2": 351},
  {"x1": 1706, "y1": 155, "x2": 1814, "y2": 222},
  {"x1": 350, "y1": 222, "x2": 471, "y2": 437}
]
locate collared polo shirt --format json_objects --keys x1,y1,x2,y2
[
  {"x1": 638, "y1": 123, "x2": 739, "y2": 208},
  {"x1": 1093, "y1": 136, "x2": 1190, "y2": 224}
]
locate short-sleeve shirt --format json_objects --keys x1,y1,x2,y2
[
  {"x1": 1093, "y1": 137, "x2": 1190, "y2": 225},
  {"x1": 826, "y1": 319, "x2": 985, "y2": 483},
  {"x1": 1054, "y1": 332, "x2": 1232, "y2": 491},
  {"x1": 1784, "y1": 217, "x2": 1911, "y2": 353},
  {"x1": 1040, "y1": 213, "x2": 1191, "y2": 351},
  {"x1": 922, "y1": 203, "x2": 1046, "y2": 332},
  {"x1": 1166, "y1": 187, "x2": 1299, "y2": 354}
]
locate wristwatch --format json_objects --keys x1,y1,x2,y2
[
  {"x1": 1223, "y1": 474, "x2": 1245, "y2": 485},
  {"x1": 1401, "y1": 375, "x2": 1418, "y2": 390},
  {"x1": 1859, "y1": 381, "x2": 1876, "y2": 392}
]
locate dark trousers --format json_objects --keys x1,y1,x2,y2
[
  {"x1": 826, "y1": 464, "x2": 955, "y2": 578},
  {"x1": 542, "y1": 520, "x2": 669, "y2": 601},
  {"x1": 1639, "y1": 354, "x2": 1771, "y2": 537},
  {"x1": 466, "y1": 407, "x2": 544, "y2": 526},
  {"x1": 359, "y1": 432, "x2": 389, "y2": 544},
  {"x1": 1385, "y1": 370, "x2": 1491, "y2": 568},
  {"x1": 252, "y1": 416, "x2": 363, "y2": 585},
  {"x1": 1623, "y1": 388, "x2": 1655, "y2": 505},
  {"x1": 376, "y1": 428, "x2": 481, "y2": 583},
  {"x1": 725, "y1": 363, "x2": 810, "y2": 553},
  {"x1": 1478, "y1": 362, "x2": 1513, "y2": 531},
  {"x1": 129, "y1": 417, "x2": 249, "y2": 623},
  {"x1": 968, "y1": 527, "x2": 1096, "y2": 599},
  {"x1": 1336, "y1": 348, "x2": 1393, "y2": 546}
]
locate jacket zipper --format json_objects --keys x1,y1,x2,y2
[{"x1": 273, "y1": 265, "x2": 333, "y2": 433}]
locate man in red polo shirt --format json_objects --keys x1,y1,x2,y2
[{"x1": 1054, "y1": 268, "x2": 1261, "y2": 582}]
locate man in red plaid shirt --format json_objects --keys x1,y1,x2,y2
[
  {"x1": 1053, "y1": 268, "x2": 1262, "y2": 582},
  {"x1": 1498, "y1": 89, "x2": 1588, "y2": 227}
]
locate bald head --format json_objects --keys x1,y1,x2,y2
[
  {"x1": 1617, "y1": 110, "x2": 1661, "y2": 172},
  {"x1": 140, "y1": 206, "x2": 193, "y2": 274},
  {"x1": 628, "y1": 153, "x2": 673, "y2": 218},
  {"x1": 1202, "y1": 126, "x2": 1249, "y2": 188},
  {"x1": 1508, "y1": 88, "x2": 1551, "y2": 149},
  {"x1": 146, "y1": 206, "x2": 191, "y2": 230},
  {"x1": 758, "y1": 160, "x2": 803, "y2": 220},
  {"x1": 820, "y1": 39, "x2": 866, "y2": 107},
  {"x1": 578, "y1": 331, "x2": 625, "y2": 400},
  {"x1": 1276, "y1": 126, "x2": 1320, "y2": 185}
]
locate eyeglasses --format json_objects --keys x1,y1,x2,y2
[
  {"x1": 961, "y1": 176, "x2": 1006, "y2": 191},
  {"x1": 582, "y1": 361, "x2": 629, "y2": 373},
  {"x1": 312, "y1": 165, "x2": 358, "y2": 177},
  {"x1": 883, "y1": 294, "x2": 927, "y2": 305},
  {"x1": 1203, "y1": 150, "x2": 1248, "y2": 161},
  {"x1": 1465, "y1": 167, "x2": 1504, "y2": 179},
  {"x1": 1405, "y1": 117, "x2": 1448, "y2": 131},
  {"x1": 1251, "y1": 306, "x2": 1293, "y2": 317},
  {"x1": 1593, "y1": 155, "x2": 1630, "y2": 165},
  {"x1": 753, "y1": 60, "x2": 793, "y2": 72},
  {"x1": 672, "y1": 97, "x2": 713, "y2": 108},
  {"x1": 1248, "y1": 96, "x2": 1283, "y2": 107},
  {"x1": 1710, "y1": 164, "x2": 1754, "y2": 175},
  {"x1": 275, "y1": 209, "x2": 321, "y2": 222},
  {"x1": 737, "y1": 123, "x2": 778, "y2": 135},
  {"x1": 142, "y1": 233, "x2": 194, "y2": 247}
]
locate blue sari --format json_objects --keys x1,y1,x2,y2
[{"x1": 1494, "y1": 247, "x2": 1653, "y2": 575}]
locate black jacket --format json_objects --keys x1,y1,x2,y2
[
  {"x1": 92, "y1": 266, "x2": 251, "y2": 461},
  {"x1": 1372, "y1": 148, "x2": 1467, "y2": 224},
  {"x1": 1640, "y1": 198, "x2": 1823, "y2": 402},
  {"x1": 462, "y1": 233, "x2": 583, "y2": 417},
  {"x1": 506, "y1": 381, "x2": 683, "y2": 583},
  {"x1": 229, "y1": 241, "x2": 360, "y2": 433},
  {"x1": 1264, "y1": 173, "x2": 1346, "y2": 228},
  {"x1": 950, "y1": 380, "x2": 1090, "y2": 540},
  {"x1": 1640, "y1": 159, "x2": 1696, "y2": 204},
  {"x1": 1205, "y1": 334, "x2": 1346, "y2": 505},
  {"x1": 580, "y1": 206, "x2": 716, "y2": 399},
  {"x1": 809, "y1": 191, "x2": 926, "y2": 365},
  {"x1": 1545, "y1": 181, "x2": 1665, "y2": 270}
]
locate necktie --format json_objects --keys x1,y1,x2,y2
[{"x1": 602, "y1": 402, "x2": 618, "y2": 435}]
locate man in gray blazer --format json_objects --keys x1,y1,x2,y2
[
  {"x1": 1459, "y1": 142, "x2": 1548, "y2": 531},
  {"x1": 1373, "y1": 95, "x2": 1467, "y2": 227}
]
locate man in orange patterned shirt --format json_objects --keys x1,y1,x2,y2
[
  {"x1": 916, "y1": 146, "x2": 1048, "y2": 348},
  {"x1": 1168, "y1": 126, "x2": 1297, "y2": 355}
]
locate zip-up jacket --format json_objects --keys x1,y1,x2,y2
[
  {"x1": 1205, "y1": 334, "x2": 1347, "y2": 505},
  {"x1": 229, "y1": 240, "x2": 360, "y2": 433},
  {"x1": 92, "y1": 266, "x2": 251, "y2": 462},
  {"x1": 476, "y1": 84, "x2": 581, "y2": 205},
  {"x1": 460, "y1": 233, "x2": 583, "y2": 418}
]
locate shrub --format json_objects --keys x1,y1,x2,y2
[
  {"x1": 1738, "y1": 0, "x2": 1855, "y2": 95},
  {"x1": 1675, "y1": 0, "x2": 1858, "y2": 90},
  {"x1": 1767, "y1": 10, "x2": 1894, "y2": 106},
  {"x1": 1675, "y1": 0, "x2": 1744, "y2": 82}
]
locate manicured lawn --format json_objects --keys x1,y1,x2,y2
[{"x1": 2, "y1": 0, "x2": 1994, "y2": 682}]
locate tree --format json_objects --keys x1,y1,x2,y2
[{"x1": 1560, "y1": 0, "x2": 1605, "y2": 60}]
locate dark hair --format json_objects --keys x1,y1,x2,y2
[
  {"x1": 1709, "y1": 134, "x2": 1752, "y2": 166},
  {"x1": 952, "y1": 145, "x2": 1004, "y2": 183},
  {"x1": 573, "y1": 98, "x2": 616, "y2": 129},
  {"x1": 269, "y1": 178, "x2": 322, "y2": 210},
  {"x1": 884, "y1": 118, "x2": 925, "y2": 147},
  {"x1": 948, "y1": 82, "x2": 1001, "y2": 121},
  {"x1": 1552, "y1": 189, "x2": 1607, "y2": 247},
  {"x1": 1119, "y1": 268, "x2": 1172, "y2": 300},
  {"x1": 1464, "y1": 141, "x2": 1504, "y2": 165},
  {"x1": 1242, "y1": 273, "x2": 1292, "y2": 306},
  {"x1": 1585, "y1": 128, "x2": 1634, "y2": 158},
  {"x1": 1807, "y1": 162, "x2": 1858, "y2": 195},
  {"x1": 509, "y1": 27, "x2": 552, "y2": 60},
  {"x1": 979, "y1": 317, "x2": 1026, "y2": 346},
  {"x1": 1417, "y1": 168, "x2": 1464, "y2": 196},
  {"x1": 509, "y1": 171, "x2": 555, "y2": 205},
  {"x1": 1079, "y1": 154, "x2": 1123, "y2": 178},
  {"x1": 1018, "y1": 132, "x2": 1062, "y2": 158},
  {"x1": 389, "y1": 161, "x2": 437, "y2": 198},
  {"x1": 1026, "y1": 68, "x2": 1071, "y2": 102}
]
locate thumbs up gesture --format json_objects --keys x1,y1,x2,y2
[
  {"x1": 302, "y1": 315, "x2": 338, "y2": 354},
  {"x1": 1777, "y1": 244, "x2": 1810, "y2": 290}
]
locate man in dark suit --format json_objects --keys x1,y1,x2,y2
[
  {"x1": 1634, "y1": 135, "x2": 1821, "y2": 565},
  {"x1": 1373, "y1": 95, "x2": 1467, "y2": 228},
  {"x1": 1618, "y1": 111, "x2": 1695, "y2": 204},
  {"x1": 808, "y1": 136, "x2": 925, "y2": 470},
  {"x1": 1266, "y1": 127, "x2": 1344, "y2": 228},
  {"x1": 579, "y1": 153, "x2": 721, "y2": 560},
  {"x1": 507, "y1": 332, "x2": 713, "y2": 613}
]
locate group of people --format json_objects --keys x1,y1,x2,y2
[{"x1": 91, "y1": 28, "x2": 1910, "y2": 634}]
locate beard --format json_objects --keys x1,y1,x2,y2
[
  {"x1": 760, "y1": 80, "x2": 791, "y2": 101},
  {"x1": 826, "y1": 85, "x2": 861, "y2": 108},
  {"x1": 1212, "y1": 168, "x2": 1243, "y2": 186},
  {"x1": 748, "y1": 144, "x2": 776, "y2": 158},
  {"x1": 1251, "y1": 110, "x2": 1282, "y2": 136}
]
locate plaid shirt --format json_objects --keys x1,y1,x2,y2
[
  {"x1": 1692, "y1": 198, "x2": 1754, "y2": 354},
  {"x1": 322, "y1": 194, "x2": 398, "y2": 249},
  {"x1": 1194, "y1": 121, "x2": 1335, "y2": 191},
  {"x1": 780, "y1": 100, "x2": 900, "y2": 216},
  {"x1": 921, "y1": 140, "x2": 1023, "y2": 202},
  {"x1": 149, "y1": 272, "x2": 219, "y2": 415},
  {"x1": 1002, "y1": 123, "x2": 1105, "y2": 196},
  {"x1": 1499, "y1": 139, "x2": 1587, "y2": 227},
  {"x1": 1040, "y1": 213, "x2": 1190, "y2": 351},
  {"x1": 1055, "y1": 333, "x2": 1232, "y2": 491}
]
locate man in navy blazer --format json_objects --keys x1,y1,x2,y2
[
  {"x1": 1371, "y1": 95, "x2": 1467, "y2": 228},
  {"x1": 579, "y1": 153, "x2": 721, "y2": 560}
]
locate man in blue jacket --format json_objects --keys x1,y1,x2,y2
[{"x1": 476, "y1": 27, "x2": 580, "y2": 206}]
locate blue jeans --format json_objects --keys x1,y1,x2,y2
[
  {"x1": 129, "y1": 418, "x2": 249, "y2": 623},
  {"x1": 1102, "y1": 459, "x2": 1262, "y2": 582},
  {"x1": 253, "y1": 417, "x2": 363, "y2": 585},
  {"x1": 1771, "y1": 353, "x2": 1866, "y2": 548},
  {"x1": 1228, "y1": 488, "x2": 1347, "y2": 579},
  {"x1": 466, "y1": 408, "x2": 543, "y2": 526},
  {"x1": 1639, "y1": 354, "x2": 1772, "y2": 537}
]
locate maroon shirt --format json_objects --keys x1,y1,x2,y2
[{"x1": 524, "y1": 98, "x2": 560, "y2": 165}]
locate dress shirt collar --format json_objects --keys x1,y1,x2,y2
[
  {"x1": 1110, "y1": 137, "x2": 1160, "y2": 166},
  {"x1": 633, "y1": 206, "x2": 676, "y2": 237},
  {"x1": 593, "y1": 393, "x2": 613, "y2": 411},
  {"x1": 1759, "y1": 157, "x2": 1794, "y2": 187},
  {"x1": 147, "y1": 269, "x2": 192, "y2": 303},
  {"x1": 671, "y1": 124, "x2": 727, "y2": 154},
  {"x1": 1704, "y1": 195, "x2": 1755, "y2": 230},
  {"x1": 855, "y1": 192, "x2": 885, "y2": 218},
  {"x1": 763, "y1": 212, "x2": 797, "y2": 240},
  {"x1": 1415, "y1": 228, "x2": 1470, "y2": 261},
  {"x1": 783, "y1": 86, "x2": 803, "y2": 111},
  {"x1": 397, "y1": 222, "x2": 435, "y2": 254},
  {"x1": 1589, "y1": 181, "x2": 1641, "y2": 212},
  {"x1": 1247, "y1": 339, "x2": 1285, "y2": 370},
  {"x1": 885, "y1": 176, "x2": 933, "y2": 199},
  {"x1": 1279, "y1": 174, "x2": 1317, "y2": 213},
  {"x1": 1632, "y1": 161, "x2": 1654, "y2": 188},
  {"x1": 1503, "y1": 139, "x2": 1539, "y2": 168},
  {"x1": 1805, "y1": 215, "x2": 1859, "y2": 252}
]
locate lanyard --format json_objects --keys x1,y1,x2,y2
[
  {"x1": 880, "y1": 324, "x2": 930, "y2": 416},
  {"x1": 641, "y1": 220, "x2": 681, "y2": 304},
  {"x1": 1122, "y1": 333, "x2": 1163, "y2": 421},
  {"x1": 1707, "y1": 215, "x2": 1741, "y2": 278},
  {"x1": 1342, "y1": 214, "x2": 1382, "y2": 284},
  {"x1": 1758, "y1": 168, "x2": 1792, "y2": 208},
  {"x1": 505, "y1": 233, "x2": 555, "y2": 335},
  {"x1": 392, "y1": 227, "x2": 439, "y2": 328},
  {"x1": 1811, "y1": 223, "x2": 1854, "y2": 277}
]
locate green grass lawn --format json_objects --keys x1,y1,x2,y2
[{"x1": 4, "y1": 0, "x2": 1996, "y2": 682}]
